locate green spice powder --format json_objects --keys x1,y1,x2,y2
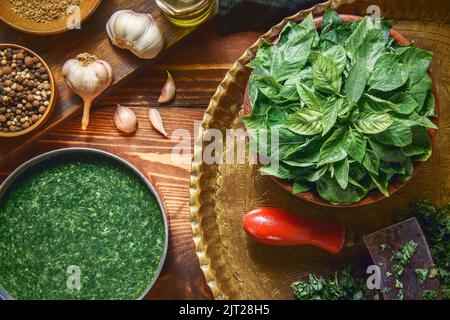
[{"x1": 0, "y1": 156, "x2": 165, "y2": 300}]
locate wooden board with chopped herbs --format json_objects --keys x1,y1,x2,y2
[
  {"x1": 291, "y1": 201, "x2": 449, "y2": 300},
  {"x1": 0, "y1": 152, "x2": 166, "y2": 300}
]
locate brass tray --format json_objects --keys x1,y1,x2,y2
[{"x1": 190, "y1": 0, "x2": 450, "y2": 299}]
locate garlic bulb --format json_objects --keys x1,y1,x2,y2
[
  {"x1": 114, "y1": 104, "x2": 138, "y2": 134},
  {"x1": 62, "y1": 53, "x2": 113, "y2": 130},
  {"x1": 106, "y1": 10, "x2": 165, "y2": 59}
]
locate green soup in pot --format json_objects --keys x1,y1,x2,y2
[{"x1": 0, "y1": 155, "x2": 166, "y2": 300}]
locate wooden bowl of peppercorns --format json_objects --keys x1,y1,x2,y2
[{"x1": 0, "y1": 44, "x2": 56, "y2": 138}]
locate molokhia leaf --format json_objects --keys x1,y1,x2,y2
[
  {"x1": 317, "y1": 173, "x2": 368, "y2": 205},
  {"x1": 396, "y1": 112, "x2": 437, "y2": 129},
  {"x1": 369, "y1": 53, "x2": 409, "y2": 92},
  {"x1": 323, "y1": 45, "x2": 347, "y2": 74},
  {"x1": 248, "y1": 39, "x2": 275, "y2": 74},
  {"x1": 348, "y1": 27, "x2": 386, "y2": 72},
  {"x1": 318, "y1": 127, "x2": 348, "y2": 166},
  {"x1": 345, "y1": 58, "x2": 368, "y2": 104},
  {"x1": 322, "y1": 7, "x2": 342, "y2": 34},
  {"x1": 354, "y1": 113, "x2": 393, "y2": 134},
  {"x1": 401, "y1": 126, "x2": 432, "y2": 160},
  {"x1": 345, "y1": 16, "x2": 370, "y2": 61},
  {"x1": 362, "y1": 149, "x2": 380, "y2": 174},
  {"x1": 334, "y1": 158, "x2": 350, "y2": 189},
  {"x1": 394, "y1": 95, "x2": 419, "y2": 114},
  {"x1": 296, "y1": 83, "x2": 324, "y2": 110},
  {"x1": 411, "y1": 74, "x2": 432, "y2": 109},
  {"x1": 373, "y1": 120, "x2": 412, "y2": 147},
  {"x1": 397, "y1": 46, "x2": 433, "y2": 84},
  {"x1": 286, "y1": 108, "x2": 323, "y2": 135},
  {"x1": 305, "y1": 166, "x2": 328, "y2": 182},
  {"x1": 292, "y1": 182, "x2": 310, "y2": 194},
  {"x1": 360, "y1": 93, "x2": 398, "y2": 113},
  {"x1": 260, "y1": 163, "x2": 299, "y2": 180},
  {"x1": 370, "y1": 172, "x2": 390, "y2": 197},
  {"x1": 343, "y1": 129, "x2": 367, "y2": 163},
  {"x1": 251, "y1": 76, "x2": 283, "y2": 100},
  {"x1": 278, "y1": 14, "x2": 316, "y2": 46},
  {"x1": 322, "y1": 97, "x2": 344, "y2": 136},
  {"x1": 311, "y1": 53, "x2": 342, "y2": 94},
  {"x1": 421, "y1": 91, "x2": 436, "y2": 117}
]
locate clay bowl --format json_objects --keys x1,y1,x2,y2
[
  {"x1": 243, "y1": 14, "x2": 439, "y2": 208},
  {"x1": 0, "y1": 44, "x2": 56, "y2": 138},
  {"x1": 0, "y1": 0, "x2": 101, "y2": 36}
]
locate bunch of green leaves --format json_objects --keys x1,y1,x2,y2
[
  {"x1": 243, "y1": 7, "x2": 437, "y2": 204},
  {"x1": 291, "y1": 267, "x2": 367, "y2": 300}
]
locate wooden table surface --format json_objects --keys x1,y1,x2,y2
[
  {"x1": 0, "y1": 0, "x2": 197, "y2": 166},
  {"x1": 0, "y1": 23, "x2": 260, "y2": 300}
]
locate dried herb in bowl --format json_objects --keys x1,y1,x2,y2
[
  {"x1": 9, "y1": 0, "x2": 81, "y2": 24},
  {"x1": 243, "y1": 7, "x2": 437, "y2": 205},
  {"x1": 0, "y1": 155, "x2": 166, "y2": 300}
]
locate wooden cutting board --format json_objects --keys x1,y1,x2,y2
[{"x1": 0, "y1": 0, "x2": 207, "y2": 167}]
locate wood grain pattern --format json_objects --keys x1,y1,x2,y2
[
  {"x1": 0, "y1": 0, "x2": 199, "y2": 167},
  {"x1": 0, "y1": 24, "x2": 260, "y2": 300}
]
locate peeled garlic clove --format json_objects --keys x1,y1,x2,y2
[
  {"x1": 158, "y1": 71, "x2": 176, "y2": 104},
  {"x1": 149, "y1": 108, "x2": 168, "y2": 138},
  {"x1": 106, "y1": 10, "x2": 165, "y2": 59},
  {"x1": 115, "y1": 104, "x2": 138, "y2": 134}
]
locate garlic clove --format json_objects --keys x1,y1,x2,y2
[
  {"x1": 158, "y1": 71, "x2": 176, "y2": 104},
  {"x1": 106, "y1": 10, "x2": 165, "y2": 60},
  {"x1": 115, "y1": 104, "x2": 138, "y2": 134},
  {"x1": 149, "y1": 108, "x2": 168, "y2": 138}
]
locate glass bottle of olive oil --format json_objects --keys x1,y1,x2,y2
[{"x1": 155, "y1": 0, "x2": 216, "y2": 27}]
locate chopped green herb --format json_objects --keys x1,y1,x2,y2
[
  {"x1": 292, "y1": 201, "x2": 449, "y2": 300},
  {"x1": 291, "y1": 267, "x2": 367, "y2": 300},
  {"x1": 391, "y1": 240, "x2": 418, "y2": 265},
  {"x1": 0, "y1": 156, "x2": 166, "y2": 300},
  {"x1": 422, "y1": 290, "x2": 437, "y2": 300},
  {"x1": 395, "y1": 279, "x2": 404, "y2": 300},
  {"x1": 392, "y1": 264, "x2": 404, "y2": 277},
  {"x1": 415, "y1": 268, "x2": 429, "y2": 286},
  {"x1": 401, "y1": 201, "x2": 450, "y2": 299}
]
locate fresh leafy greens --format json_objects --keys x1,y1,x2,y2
[{"x1": 244, "y1": 7, "x2": 436, "y2": 205}]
